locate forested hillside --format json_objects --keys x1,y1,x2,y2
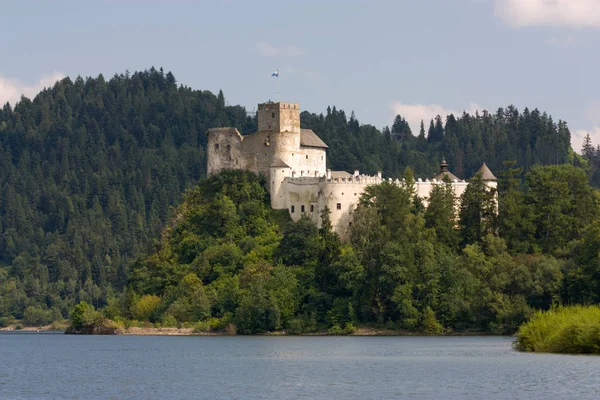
[
  {"x1": 301, "y1": 105, "x2": 574, "y2": 179},
  {"x1": 0, "y1": 68, "x2": 590, "y2": 325},
  {"x1": 120, "y1": 167, "x2": 599, "y2": 335},
  {"x1": 0, "y1": 68, "x2": 255, "y2": 322}
]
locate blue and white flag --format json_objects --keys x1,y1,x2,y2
[{"x1": 271, "y1": 69, "x2": 279, "y2": 77}]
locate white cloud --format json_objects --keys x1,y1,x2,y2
[
  {"x1": 495, "y1": 0, "x2": 600, "y2": 28},
  {"x1": 256, "y1": 41, "x2": 305, "y2": 57},
  {"x1": 574, "y1": 126, "x2": 600, "y2": 152},
  {"x1": 573, "y1": 101, "x2": 600, "y2": 152},
  {"x1": 389, "y1": 101, "x2": 482, "y2": 134},
  {"x1": 0, "y1": 72, "x2": 65, "y2": 107}
]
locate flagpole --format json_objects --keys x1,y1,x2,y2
[{"x1": 277, "y1": 68, "x2": 280, "y2": 103}]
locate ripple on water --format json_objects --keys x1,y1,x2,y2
[{"x1": 1, "y1": 334, "x2": 599, "y2": 400}]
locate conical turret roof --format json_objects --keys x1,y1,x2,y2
[{"x1": 476, "y1": 162, "x2": 497, "y2": 181}]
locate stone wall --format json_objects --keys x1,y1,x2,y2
[
  {"x1": 257, "y1": 102, "x2": 300, "y2": 134},
  {"x1": 280, "y1": 178, "x2": 321, "y2": 224},
  {"x1": 207, "y1": 100, "x2": 497, "y2": 239},
  {"x1": 206, "y1": 128, "x2": 244, "y2": 175}
]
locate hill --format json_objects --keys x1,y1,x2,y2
[{"x1": 0, "y1": 67, "x2": 591, "y2": 324}]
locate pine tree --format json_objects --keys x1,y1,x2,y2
[{"x1": 459, "y1": 173, "x2": 497, "y2": 246}]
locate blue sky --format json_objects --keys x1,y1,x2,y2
[{"x1": 1, "y1": 0, "x2": 599, "y2": 151}]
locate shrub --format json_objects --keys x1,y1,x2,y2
[
  {"x1": 328, "y1": 322, "x2": 357, "y2": 335},
  {"x1": 23, "y1": 306, "x2": 53, "y2": 326},
  {"x1": 69, "y1": 302, "x2": 101, "y2": 329},
  {"x1": 131, "y1": 295, "x2": 162, "y2": 321},
  {"x1": 235, "y1": 299, "x2": 281, "y2": 334},
  {"x1": 50, "y1": 320, "x2": 69, "y2": 331},
  {"x1": 193, "y1": 320, "x2": 211, "y2": 333},
  {"x1": 0, "y1": 316, "x2": 15, "y2": 328},
  {"x1": 515, "y1": 305, "x2": 600, "y2": 354},
  {"x1": 286, "y1": 313, "x2": 318, "y2": 334},
  {"x1": 161, "y1": 315, "x2": 179, "y2": 328},
  {"x1": 421, "y1": 307, "x2": 444, "y2": 335}
]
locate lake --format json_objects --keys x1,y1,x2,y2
[{"x1": 1, "y1": 333, "x2": 599, "y2": 399}]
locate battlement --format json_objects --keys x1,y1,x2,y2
[
  {"x1": 257, "y1": 102, "x2": 301, "y2": 134},
  {"x1": 207, "y1": 98, "x2": 495, "y2": 238}
]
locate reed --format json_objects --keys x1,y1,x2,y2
[{"x1": 515, "y1": 305, "x2": 600, "y2": 354}]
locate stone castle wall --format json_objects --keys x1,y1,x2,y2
[
  {"x1": 206, "y1": 128, "x2": 244, "y2": 175},
  {"x1": 207, "y1": 100, "x2": 496, "y2": 238},
  {"x1": 208, "y1": 101, "x2": 326, "y2": 210},
  {"x1": 258, "y1": 102, "x2": 300, "y2": 134}
]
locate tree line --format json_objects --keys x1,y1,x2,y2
[
  {"x1": 0, "y1": 68, "x2": 593, "y2": 327},
  {"x1": 116, "y1": 166, "x2": 599, "y2": 334}
]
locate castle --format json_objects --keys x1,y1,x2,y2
[{"x1": 207, "y1": 101, "x2": 497, "y2": 237}]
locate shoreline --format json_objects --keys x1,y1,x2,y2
[
  {"x1": 1, "y1": 324, "x2": 494, "y2": 337},
  {"x1": 0, "y1": 324, "x2": 56, "y2": 332}
]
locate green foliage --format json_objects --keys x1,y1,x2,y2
[
  {"x1": 328, "y1": 322, "x2": 357, "y2": 335},
  {"x1": 301, "y1": 105, "x2": 572, "y2": 181},
  {"x1": 69, "y1": 301, "x2": 101, "y2": 329},
  {"x1": 525, "y1": 164, "x2": 599, "y2": 254},
  {"x1": 130, "y1": 295, "x2": 162, "y2": 321},
  {"x1": 425, "y1": 177, "x2": 459, "y2": 248},
  {"x1": 515, "y1": 306, "x2": 600, "y2": 354},
  {"x1": 274, "y1": 216, "x2": 320, "y2": 267},
  {"x1": 421, "y1": 306, "x2": 444, "y2": 335},
  {"x1": 0, "y1": 66, "x2": 595, "y2": 335},
  {"x1": 458, "y1": 173, "x2": 496, "y2": 246},
  {"x1": 0, "y1": 68, "x2": 256, "y2": 320},
  {"x1": 22, "y1": 306, "x2": 53, "y2": 326}
]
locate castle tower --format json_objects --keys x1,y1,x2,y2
[{"x1": 258, "y1": 102, "x2": 300, "y2": 134}]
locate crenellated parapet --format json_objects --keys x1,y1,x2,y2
[{"x1": 207, "y1": 100, "x2": 497, "y2": 238}]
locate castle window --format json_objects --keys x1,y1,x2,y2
[
  {"x1": 342, "y1": 193, "x2": 344, "y2": 196},
  {"x1": 306, "y1": 155, "x2": 308, "y2": 159},
  {"x1": 272, "y1": 112, "x2": 275, "y2": 118},
  {"x1": 291, "y1": 205, "x2": 295, "y2": 213},
  {"x1": 337, "y1": 203, "x2": 342, "y2": 210},
  {"x1": 226, "y1": 144, "x2": 231, "y2": 151},
  {"x1": 310, "y1": 205, "x2": 314, "y2": 212},
  {"x1": 321, "y1": 156, "x2": 323, "y2": 160},
  {"x1": 215, "y1": 143, "x2": 220, "y2": 150},
  {"x1": 301, "y1": 205, "x2": 305, "y2": 213},
  {"x1": 349, "y1": 222, "x2": 352, "y2": 227}
]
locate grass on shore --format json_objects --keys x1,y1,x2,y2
[{"x1": 515, "y1": 305, "x2": 600, "y2": 354}]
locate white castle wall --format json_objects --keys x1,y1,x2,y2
[
  {"x1": 279, "y1": 174, "x2": 485, "y2": 238},
  {"x1": 207, "y1": 101, "x2": 327, "y2": 212},
  {"x1": 207, "y1": 100, "x2": 497, "y2": 239}
]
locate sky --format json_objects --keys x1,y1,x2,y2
[{"x1": 1, "y1": 0, "x2": 599, "y2": 151}]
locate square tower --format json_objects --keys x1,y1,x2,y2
[{"x1": 257, "y1": 102, "x2": 300, "y2": 134}]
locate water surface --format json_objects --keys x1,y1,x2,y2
[{"x1": 1, "y1": 333, "x2": 598, "y2": 399}]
